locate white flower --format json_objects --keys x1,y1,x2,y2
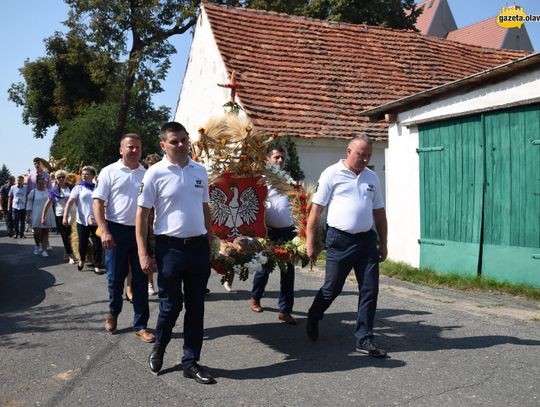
[
  {"x1": 246, "y1": 259, "x2": 262, "y2": 273},
  {"x1": 255, "y1": 252, "x2": 268, "y2": 265},
  {"x1": 233, "y1": 264, "x2": 243, "y2": 273},
  {"x1": 292, "y1": 236, "x2": 303, "y2": 246}
]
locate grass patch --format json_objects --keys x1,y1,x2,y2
[
  {"x1": 380, "y1": 261, "x2": 540, "y2": 302},
  {"x1": 313, "y1": 251, "x2": 540, "y2": 301}
]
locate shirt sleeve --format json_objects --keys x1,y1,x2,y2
[
  {"x1": 69, "y1": 185, "x2": 80, "y2": 200},
  {"x1": 311, "y1": 167, "x2": 334, "y2": 207},
  {"x1": 137, "y1": 170, "x2": 156, "y2": 209},
  {"x1": 91, "y1": 168, "x2": 110, "y2": 201},
  {"x1": 372, "y1": 174, "x2": 384, "y2": 210},
  {"x1": 8, "y1": 186, "x2": 14, "y2": 198},
  {"x1": 26, "y1": 190, "x2": 35, "y2": 211}
]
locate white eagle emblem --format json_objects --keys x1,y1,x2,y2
[{"x1": 210, "y1": 186, "x2": 259, "y2": 237}]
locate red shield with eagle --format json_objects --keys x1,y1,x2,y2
[{"x1": 209, "y1": 173, "x2": 268, "y2": 241}]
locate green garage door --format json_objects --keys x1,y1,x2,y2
[
  {"x1": 418, "y1": 116, "x2": 484, "y2": 277},
  {"x1": 418, "y1": 104, "x2": 540, "y2": 286},
  {"x1": 482, "y1": 105, "x2": 540, "y2": 285}
]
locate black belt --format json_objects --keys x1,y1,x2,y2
[
  {"x1": 327, "y1": 226, "x2": 371, "y2": 239},
  {"x1": 156, "y1": 234, "x2": 207, "y2": 245}
]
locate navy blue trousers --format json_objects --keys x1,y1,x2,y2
[
  {"x1": 12, "y1": 209, "x2": 25, "y2": 237},
  {"x1": 251, "y1": 226, "x2": 295, "y2": 313},
  {"x1": 154, "y1": 235, "x2": 211, "y2": 369},
  {"x1": 105, "y1": 221, "x2": 149, "y2": 331},
  {"x1": 308, "y1": 227, "x2": 380, "y2": 344}
]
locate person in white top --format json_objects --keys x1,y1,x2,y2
[
  {"x1": 26, "y1": 175, "x2": 55, "y2": 257},
  {"x1": 42, "y1": 170, "x2": 76, "y2": 264},
  {"x1": 305, "y1": 135, "x2": 389, "y2": 358},
  {"x1": 136, "y1": 121, "x2": 216, "y2": 384},
  {"x1": 249, "y1": 146, "x2": 297, "y2": 324},
  {"x1": 8, "y1": 175, "x2": 27, "y2": 238},
  {"x1": 92, "y1": 133, "x2": 154, "y2": 344},
  {"x1": 64, "y1": 166, "x2": 102, "y2": 273}
]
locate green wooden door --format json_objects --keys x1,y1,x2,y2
[
  {"x1": 418, "y1": 117, "x2": 484, "y2": 276},
  {"x1": 482, "y1": 105, "x2": 540, "y2": 285}
]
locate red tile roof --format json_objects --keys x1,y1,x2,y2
[
  {"x1": 446, "y1": 17, "x2": 507, "y2": 49},
  {"x1": 413, "y1": 0, "x2": 440, "y2": 35},
  {"x1": 203, "y1": 3, "x2": 526, "y2": 140}
]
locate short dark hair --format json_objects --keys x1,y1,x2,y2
[
  {"x1": 120, "y1": 133, "x2": 142, "y2": 145},
  {"x1": 160, "y1": 122, "x2": 188, "y2": 141},
  {"x1": 267, "y1": 144, "x2": 287, "y2": 159},
  {"x1": 33, "y1": 157, "x2": 42, "y2": 164}
]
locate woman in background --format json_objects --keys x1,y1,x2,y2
[
  {"x1": 42, "y1": 170, "x2": 76, "y2": 264},
  {"x1": 26, "y1": 175, "x2": 55, "y2": 257},
  {"x1": 63, "y1": 166, "x2": 103, "y2": 274}
]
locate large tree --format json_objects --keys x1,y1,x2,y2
[{"x1": 63, "y1": 0, "x2": 200, "y2": 142}]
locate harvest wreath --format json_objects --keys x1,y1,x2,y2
[{"x1": 191, "y1": 115, "x2": 314, "y2": 281}]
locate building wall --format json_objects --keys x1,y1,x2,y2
[
  {"x1": 174, "y1": 8, "x2": 245, "y2": 139},
  {"x1": 295, "y1": 137, "x2": 387, "y2": 199},
  {"x1": 428, "y1": 0, "x2": 457, "y2": 38},
  {"x1": 502, "y1": 28, "x2": 534, "y2": 52},
  {"x1": 387, "y1": 67, "x2": 540, "y2": 268},
  {"x1": 385, "y1": 124, "x2": 420, "y2": 267},
  {"x1": 399, "y1": 69, "x2": 540, "y2": 126}
]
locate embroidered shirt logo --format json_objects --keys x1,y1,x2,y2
[
  {"x1": 367, "y1": 184, "x2": 375, "y2": 192},
  {"x1": 194, "y1": 179, "x2": 203, "y2": 188},
  {"x1": 138, "y1": 182, "x2": 144, "y2": 195}
]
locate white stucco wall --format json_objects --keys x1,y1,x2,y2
[
  {"x1": 295, "y1": 137, "x2": 387, "y2": 198},
  {"x1": 174, "y1": 8, "x2": 245, "y2": 139},
  {"x1": 399, "y1": 68, "x2": 540, "y2": 126},
  {"x1": 387, "y1": 66, "x2": 540, "y2": 268},
  {"x1": 385, "y1": 124, "x2": 420, "y2": 267}
]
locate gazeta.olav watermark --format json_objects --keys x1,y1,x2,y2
[{"x1": 496, "y1": 4, "x2": 540, "y2": 29}]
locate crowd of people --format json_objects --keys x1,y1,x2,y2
[{"x1": 0, "y1": 122, "x2": 388, "y2": 384}]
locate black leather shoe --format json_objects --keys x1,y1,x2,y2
[
  {"x1": 356, "y1": 338, "x2": 388, "y2": 358},
  {"x1": 306, "y1": 317, "x2": 319, "y2": 341},
  {"x1": 183, "y1": 363, "x2": 216, "y2": 384},
  {"x1": 148, "y1": 346, "x2": 165, "y2": 373}
]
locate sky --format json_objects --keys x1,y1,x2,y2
[{"x1": 1, "y1": 0, "x2": 539, "y2": 176}]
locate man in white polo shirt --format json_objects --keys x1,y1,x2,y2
[
  {"x1": 249, "y1": 145, "x2": 297, "y2": 324},
  {"x1": 305, "y1": 135, "x2": 388, "y2": 358},
  {"x1": 136, "y1": 122, "x2": 215, "y2": 384},
  {"x1": 92, "y1": 133, "x2": 155, "y2": 343}
]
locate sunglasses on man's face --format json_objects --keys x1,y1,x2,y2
[{"x1": 57, "y1": 176, "x2": 65, "y2": 179}]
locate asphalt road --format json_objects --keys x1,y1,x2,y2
[{"x1": 1, "y1": 229, "x2": 539, "y2": 407}]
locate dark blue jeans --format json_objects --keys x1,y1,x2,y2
[
  {"x1": 251, "y1": 226, "x2": 295, "y2": 313},
  {"x1": 12, "y1": 209, "x2": 25, "y2": 237},
  {"x1": 105, "y1": 221, "x2": 149, "y2": 331},
  {"x1": 154, "y1": 235, "x2": 211, "y2": 369},
  {"x1": 308, "y1": 227, "x2": 380, "y2": 344}
]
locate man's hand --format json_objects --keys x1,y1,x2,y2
[
  {"x1": 378, "y1": 243, "x2": 388, "y2": 262},
  {"x1": 139, "y1": 254, "x2": 156, "y2": 275},
  {"x1": 100, "y1": 230, "x2": 115, "y2": 250}
]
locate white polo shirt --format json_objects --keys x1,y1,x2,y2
[
  {"x1": 9, "y1": 185, "x2": 27, "y2": 210},
  {"x1": 312, "y1": 160, "x2": 384, "y2": 234},
  {"x1": 265, "y1": 186, "x2": 294, "y2": 228},
  {"x1": 92, "y1": 160, "x2": 146, "y2": 226},
  {"x1": 70, "y1": 184, "x2": 95, "y2": 226},
  {"x1": 138, "y1": 156, "x2": 209, "y2": 238}
]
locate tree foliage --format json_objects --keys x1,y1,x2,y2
[
  {"x1": 8, "y1": 31, "x2": 116, "y2": 138},
  {"x1": 63, "y1": 0, "x2": 200, "y2": 141},
  {"x1": 50, "y1": 101, "x2": 168, "y2": 171},
  {"x1": 239, "y1": 0, "x2": 422, "y2": 29},
  {"x1": 0, "y1": 165, "x2": 12, "y2": 186}
]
